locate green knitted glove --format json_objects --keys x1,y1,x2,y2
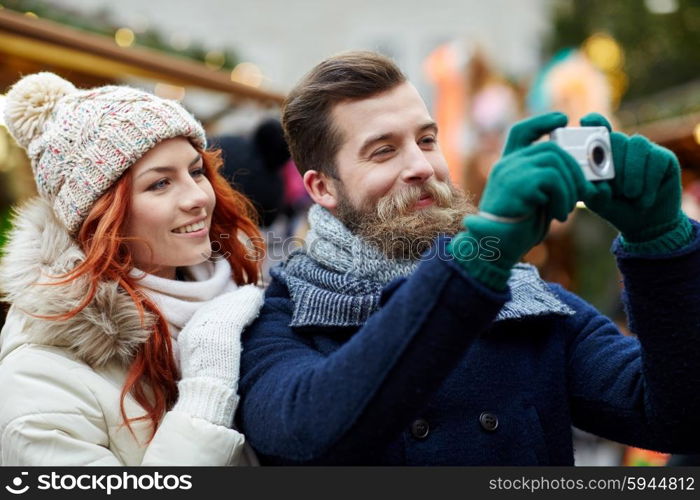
[
  {"x1": 579, "y1": 113, "x2": 693, "y2": 254},
  {"x1": 449, "y1": 112, "x2": 593, "y2": 290}
]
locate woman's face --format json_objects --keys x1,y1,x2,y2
[{"x1": 125, "y1": 137, "x2": 216, "y2": 279}]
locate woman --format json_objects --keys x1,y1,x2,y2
[{"x1": 0, "y1": 73, "x2": 265, "y2": 465}]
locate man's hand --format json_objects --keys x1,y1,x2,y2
[
  {"x1": 449, "y1": 112, "x2": 592, "y2": 290},
  {"x1": 579, "y1": 113, "x2": 692, "y2": 253}
]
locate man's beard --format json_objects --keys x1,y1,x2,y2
[{"x1": 335, "y1": 178, "x2": 476, "y2": 260}]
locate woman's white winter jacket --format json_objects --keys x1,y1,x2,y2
[{"x1": 0, "y1": 198, "x2": 259, "y2": 465}]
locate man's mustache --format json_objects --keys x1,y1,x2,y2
[{"x1": 377, "y1": 179, "x2": 455, "y2": 219}]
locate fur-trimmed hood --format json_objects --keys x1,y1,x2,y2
[{"x1": 0, "y1": 197, "x2": 151, "y2": 367}]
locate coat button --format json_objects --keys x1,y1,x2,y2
[
  {"x1": 410, "y1": 418, "x2": 430, "y2": 439},
  {"x1": 479, "y1": 412, "x2": 499, "y2": 432}
]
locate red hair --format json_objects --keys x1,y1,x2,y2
[{"x1": 50, "y1": 146, "x2": 263, "y2": 438}]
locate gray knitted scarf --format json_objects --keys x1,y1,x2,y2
[{"x1": 272, "y1": 204, "x2": 574, "y2": 327}]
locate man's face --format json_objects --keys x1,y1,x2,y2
[{"x1": 329, "y1": 81, "x2": 473, "y2": 258}]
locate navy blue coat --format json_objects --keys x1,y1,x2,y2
[{"x1": 238, "y1": 229, "x2": 700, "y2": 465}]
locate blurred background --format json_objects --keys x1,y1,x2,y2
[{"x1": 0, "y1": 0, "x2": 698, "y2": 466}]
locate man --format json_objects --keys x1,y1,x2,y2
[{"x1": 237, "y1": 51, "x2": 700, "y2": 465}]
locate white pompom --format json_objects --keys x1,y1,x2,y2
[{"x1": 4, "y1": 72, "x2": 76, "y2": 148}]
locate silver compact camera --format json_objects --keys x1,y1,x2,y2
[{"x1": 550, "y1": 126, "x2": 615, "y2": 181}]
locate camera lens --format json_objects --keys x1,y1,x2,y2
[{"x1": 592, "y1": 145, "x2": 606, "y2": 166}]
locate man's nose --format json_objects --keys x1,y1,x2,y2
[{"x1": 401, "y1": 143, "x2": 435, "y2": 183}]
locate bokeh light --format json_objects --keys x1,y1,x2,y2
[
  {"x1": 154, "y1": 83, "x2": 186, "y2": 101},
  {"x1": 204, "y1": 51, "x2": 225, "y2": 70},
  {"x1": 170, "y1": 32, "x2": 191, "y2": 51},
  {"x1": 645, "y1": 0, "x2": 679, "y2": 15},
  {"x1": 230, "y1": 62, "x2": 263, "y2": 87},
  {"x1": 582, "y1": 33, "x2": 624, "y2": 72},
  {"x1": 114, "y1": 28, "x2": 135, "y2": 48}
]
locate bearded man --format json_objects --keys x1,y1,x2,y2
[{"x1": 237, "y1": 51, "x2": 700, "y2": 465}]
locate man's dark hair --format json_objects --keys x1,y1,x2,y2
[{"x1": 282, "y1": 51, "x2": 407, "y2": 178}]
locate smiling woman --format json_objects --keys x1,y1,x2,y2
[
  {"x1": 0, "y1": 72, "x2": 264, "y2": 466},
  {"x1": 126, "y1": 139, "x2": 216, "y2": 279}
]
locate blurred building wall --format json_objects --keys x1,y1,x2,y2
[{"x1": 50, "y1": 0, "x2": 550, "y2": 101}]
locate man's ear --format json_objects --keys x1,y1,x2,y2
[{"x1": 303, "y1": 170, "x2": 339, "y2": 210}]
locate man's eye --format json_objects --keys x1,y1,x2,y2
[{"x1": 371, "y1": 147, "x2": 394, "y2": 158}]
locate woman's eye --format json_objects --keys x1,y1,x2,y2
[
  {"x1": 420, "y1": 136, "x2": 437, "y2": 146},
  {"x1": 148, "y1": 178, "x2": 170, "y2": 191},
  {"x1": 190, "y1": 167, "x2": 206, "y2": 178}
]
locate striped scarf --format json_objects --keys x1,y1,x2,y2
[{"x1": 273, "y1": 205, "x2": 574, "y2": 327}]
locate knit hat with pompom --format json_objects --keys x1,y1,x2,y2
[{"x1": 3, "y1": 72, "x2": 206, "y2": 233}]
